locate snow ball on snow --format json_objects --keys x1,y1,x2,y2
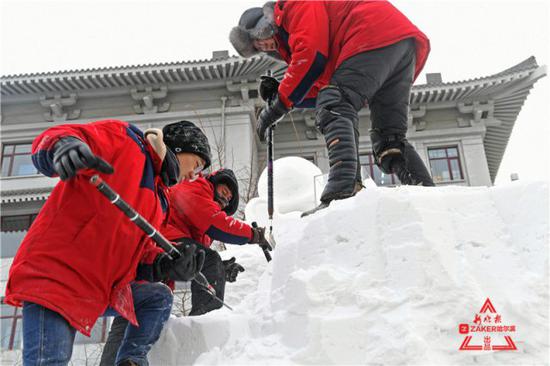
[{"x1": 256, "y1": 156, "x2": 324, "y2": 214}]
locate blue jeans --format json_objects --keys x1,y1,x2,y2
[{"x1": 22, "y1": 282, "x2": 173, "y2": 366}]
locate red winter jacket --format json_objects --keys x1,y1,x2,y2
[
  {"x1": 273, "y1": 0, "x2": 430, "y2": 108},
  {"x1": 4, "y1": 120, "x2": 165, "y2": 336},
  {"x1": 162, "y1": 177, "x2": 252, "y2": 247}
]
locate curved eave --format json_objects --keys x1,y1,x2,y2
[
  {"x1": 0, "y1": 56, "x2": 280, "y2": 96},
  {"x1": 484, "y1": 69, "x2": 546, "y2": 182},
  {"x1": 412, "y1": 64, "x2": 546, "y2": 182}
]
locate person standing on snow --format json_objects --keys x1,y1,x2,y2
[
  {"x1": 100, "y1": 168, "x2": 272, "y2": 365},
  {"x1": 230, "y1": 0, "x2": 435, "y2": 216},
  {"x1": 4, "y1": 119, "x2": 210, "y2": 366}
]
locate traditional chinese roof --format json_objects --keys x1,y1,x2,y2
[
  {"x1": 0, "y1": 53, "x2": 279, "y2": 96},
  {"x1": 410, "y1": 57, "x2": 546, "y2": 181},
  {"x1": 0, "y1": 54, "x2": 546, "y2": 184}
]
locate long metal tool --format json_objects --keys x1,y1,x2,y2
[
  {"x1": 264, "y1": 69, "x2": 278, "y2": 251},
  {"x1": 266, "y1": 125, "x2": 277, "y2": 248},
  {"x1": 89, "y1": 175, "x2": 233, "y2": 311}
]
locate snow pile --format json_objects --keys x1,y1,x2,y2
[{"x1": 150, "y1": 160, "x2": 549, "y2": 365}]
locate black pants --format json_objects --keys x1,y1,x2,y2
[
  {"x1": 189, "y1": 245, "x2": 226, "y2": 316},
  {"x1": 100, "y1": 315, "x2": 128, "y2": 366},
  {"x1": 317, "y1": 38, "x2": 434, "y2": 202},
  {"x1": 100, "y1": 244, "x2": 225, "y2": 365}
]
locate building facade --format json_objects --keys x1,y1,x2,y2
[{"x1": 0, "y1": 51, "x2": 546, "y2": 354}]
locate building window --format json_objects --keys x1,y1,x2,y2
[
  {"x1": 1, "y1": 214, "x2": 39, "y2": 258},
  {"x1": 428, "y1": 146, "x2": 464, "y2": 183},
  {"x1": 1, "y1": 304, "x2": 22, "y2": 350},
  {"x1": 360, "y1": 154, "x2": 399, "y2": 186},
  {"x1": 1, "y1": 214, "x2": 38, "y2": 232},
  {"x1": 1, "y1": 143, "x2": 38, "y2": 177}
]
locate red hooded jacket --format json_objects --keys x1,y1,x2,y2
[
  {"x1": 162, "y1": 177, "x2": 252, "y2": 247},
  {"x1": 4, "y1": 120, "x2": 165, "y2": 336},
  {"x1": 273, "y1": 0, "x2": 430, "y2": 108}
]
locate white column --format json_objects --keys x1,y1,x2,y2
[{"x1": 462, "y1": 137, "x2": 492, "y2": 186}]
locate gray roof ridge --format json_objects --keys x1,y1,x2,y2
[
  {"x1": 414, "y1": 56, "x2": 540, "y2": 89},
  {"x1": 1, "y1": 54, "x2": 244, "y2": 80}
]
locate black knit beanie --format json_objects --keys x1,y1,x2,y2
[{"x1": 162, "y1": 121, "x2": 212, "y2": 170}]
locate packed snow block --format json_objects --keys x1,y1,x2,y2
[
  {"x1": 152, "y1": 181, "x2": 548, "y2": 365},
  {"x1": 149, "y1": 314, "x2": 250, "y2": 365},
  {"x1": 490, "y1": 181, "x2": 549, "y2": 273}
]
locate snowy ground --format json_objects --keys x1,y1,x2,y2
[{"x1": 149, "y1": 159, "x2": 549, "y2": 365}]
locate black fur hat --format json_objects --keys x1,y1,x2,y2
[
  {"x1": 207, "y1": 169, "x2": 240, "y2": 216},
  {"x1": 162, "y1": 121, "x2": 212, "y2": 170},
  {"x1": 229, "y1": 2, "x2": 276, "y2": 58}
]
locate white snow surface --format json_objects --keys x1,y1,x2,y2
[{"x1": 150, "y1": 172, "x2": 549, "y2": 365}]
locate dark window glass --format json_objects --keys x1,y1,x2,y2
[
  {"x1": 14, "y1": 144, "x2": 32, "y2": 154},
  {"x1": 2, "y1": 145, "x2": 14, "y2": 155},
  {"x1": 1, "y1": 214, "x2": 38, "y2": 258},
  {"x1": 1, "y1": 162, "x2": 9, "y2": 177},
  {"x1": 428, "y1": 146, "x2": 464, "y2": 183},
  {"x1": 1, "y1": 143, "x2": 38, "y2": 177},
  {"x1": 1, "y1": 214, "x2": 37, "y2": 232}
]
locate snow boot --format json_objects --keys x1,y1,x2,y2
[
  {"x1": 301, "y1": 201, "x2": 330, "y2": 217},
  {"x1": 301, "y1": 181, "x2": 364, "y2": 217}
]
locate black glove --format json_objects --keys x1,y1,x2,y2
[
  {"x1": 222, "y1": 257, "x2": 245, "y2": 283},
  {"x1": 249, "y1": 226, "x2": 273, "y2": 252},
  {"x1": 154, "y1": 243, "x2": 205, "y2": 282},
  {"x1": 257, "y1": 96, "x2": 289, "y2": 142},
  {"x1": 53, "y1": 136, "x2": 114, "y2": 181},
  {"x1": 259, "y1": 75, "x2": 280, "y2": 102}
]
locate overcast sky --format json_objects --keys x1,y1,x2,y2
[{"x1": 1, "y1": 0, "x2": 548, "y2": 184}]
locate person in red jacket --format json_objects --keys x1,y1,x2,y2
[
  {"x1": 99, "y1": 168, "x2": 271, "y2": 365},
  {"x1": 230, "y1": 0, "x2": 435, "y2": 216},
  {"x1": 4, "y1": 119, "x2": 211, "y2": 366},
  {"x1": 167, "y1": 168, "x2": 270, "y2": 316}
]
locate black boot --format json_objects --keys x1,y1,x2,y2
[{"x1": 400, "y1": 143, "x2": 435, "y2": 186}]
